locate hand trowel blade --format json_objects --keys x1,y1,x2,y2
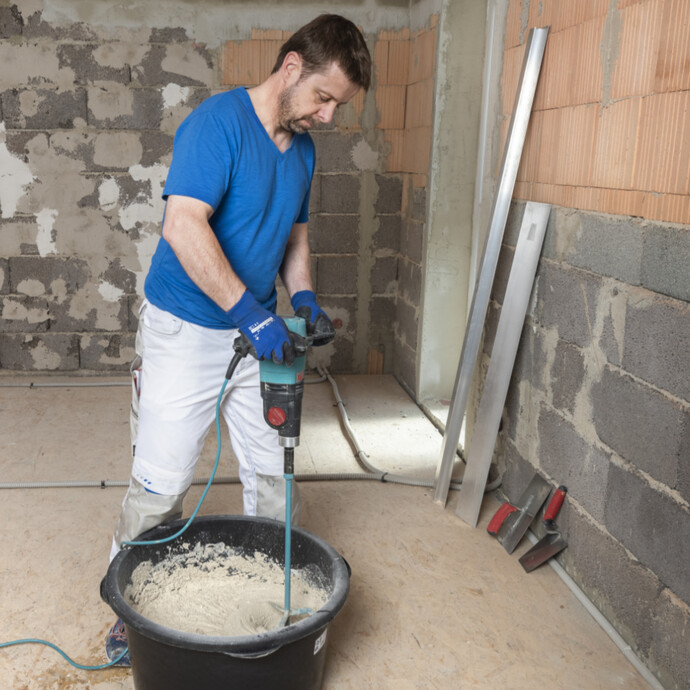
[{"x1": 496, "y1": 474, "x2": 551, "y2": 554}]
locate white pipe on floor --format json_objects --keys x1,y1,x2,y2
[
  {"x1": 0, "y1": 381, "x2": 129, "y2": 387},
  {"x1": 0, "y1": 369, "x2": 500, "y2": 493},
  {"x1": 525, "y1": 531, "x2": 664, "y2": 690},
  {"x1": 0, "y1": 473, "x2": 430, "y2": 491},
  {"x1": 0, "y1": 375, "x2": 327, "y2": 388}
]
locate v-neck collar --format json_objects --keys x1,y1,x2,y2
[{"x1": 238, "y1": 87, "x2": 295, "y2": 156}]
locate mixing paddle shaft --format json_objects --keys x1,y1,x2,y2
[{"x1": 281, "y1": 447, "x2": 295, "y2": 627}]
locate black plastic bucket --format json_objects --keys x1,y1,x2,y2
[{"x1": 101, "y1": 515, "x2": 350, "y2": 690}]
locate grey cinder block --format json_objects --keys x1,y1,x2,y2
[
  {"x1": 605, "y1": 463, "x2": 690, "y2": 604},
  {"x1": 0, "y1": 5, "x2": 23, "y2": 38},
  {"x1": 491, "y1": 243, "x2": 515, "y2": 305},
  {"x1": 316, "y1": 255, "x2": 357, "y2": 295},
  {"x1": 1, "y1": 88, "x2": 87, "y2": 129},
  {"x1": 591, "y1": 366, "x2": 684, "y2": 487},
  {"x1": 623, "y1": 293, "x2": 690, "y2": 401},
  {"x1": 133, "y1": 44, "x2": 211, "y2": 87},
  {"x1": 373, "y1": 214, "x2": 400, "y2": 252},
  {"x1": 370, "y1": 256, "x2": 397, "y2": 295},
  {"x1": 57, "y1": 44, "x2": 130, "y2": 85},
  {"x1": 319, "y1": 174, "x2": 360, "y2": 214},
  {"x1": 400, "y1": 217, "x2": 423, "y2": 263},
  {"x1": 0, "y1": 259, "x2": 9, "y2": 294},
  {"x1": 650, "y1": 588, "x2": 690, "y2": 690},
  {"x1": 551, "y1": 340, "x2": 585, "y2": 415},
  {"x1": 87, "y1": 87, "x2": 162, "y2": 129},
  {"x1": 397, "y1": 258, "x2": 421, "y2": 305},
  {"x1": 561, "y1": 507, "x2": 661, "y2": 657},
  {"x1": 310, "y1": 214, "x2": 359, "y2": 254},
  {"x1": 311, "y1": 131, "x2": 361, "y2": 173},
  {"x1": 0, "y1": 333, "x2": 79, "y2": 370},
  {"x1": 9, "y1": 256, "x2": 89, "y2": 294},
  {"x1": 537, "y1": 404, "x2": 610, "y2": 522},
  {"x1": 80, "y1": 333, "x2": 134, "y2": 370},
  {"x1": 534, "y1": 260, "x2": 601, "y2": 348},
  {"x1": 374, "y1": 174, "x2": 402, "y2": 214},
  {"x1": 395, "y1": 298, "x2": 417, "y2": 350},
  {"x1": 393, "y1": 337, "x2": 416, "y2": 397},
  {"x1": 560, "y1": 212, "x2": 644, "y2": 286},
  {"x1": 370, "y1": 295, "x2": 396, "y2": 334},
  {"x1": 1, "y1": 296, "x2": 50, "y2": 332},
  {"x1": 641, "y1": 223, "x2": 690, "y2": 302}
]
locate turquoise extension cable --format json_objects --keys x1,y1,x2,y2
[
  {"x1": 0, "y1": 369, "x2": 234, "y2": 671},
  {"x1": 121, "y1": 375, "x2": 230, "y2": 548},
  {"x1": 0, "y1": 639, "x2": 129, "y2": 670}
]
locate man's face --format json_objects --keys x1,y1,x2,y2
[{"x1": 278, "y1": 62, "x2": 360, "y2": 134}]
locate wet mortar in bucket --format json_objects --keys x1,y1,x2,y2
[
  {"x1": 125, "y1": 540, "x2": 329, "y2": 636},
  {"x1": 102, "y1": 515, "x2": 351, "y2": 690}
]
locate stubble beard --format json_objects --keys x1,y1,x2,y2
[{"x1": 277, "y1": 85, "x2": 314, "y2": 135}]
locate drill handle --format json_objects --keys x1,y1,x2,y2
[
  {"x1": 233, "y1": 333, "x2": 255, "y2": 358},
  {"x1": 232, "y1": 332, "x2": 309, "y2": 360}
]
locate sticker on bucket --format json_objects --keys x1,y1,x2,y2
[{"x1": 314, "y1": 629, "x2": 328, "y2": 655}]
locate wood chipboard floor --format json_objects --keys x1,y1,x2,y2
[{"x1": 0, "y1": 374, "x2": 650, "y2": 689}]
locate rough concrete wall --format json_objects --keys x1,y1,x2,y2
[
  {"x1": 0, "y1": 2, "x2": 216, "y2": 371},
  {"x1": 0, "y1": 1, "x2": 412, "y2": 374},
  {"x1": 490, "y1": 202, "x2": 689, "y2": 689}
]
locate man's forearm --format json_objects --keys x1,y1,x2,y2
[
  {"x1": 280, "y1": 222, "x2": 313, "y2": 297},
  {"x1": 163, "y1": 195, "x2": 246, "y2": 311}
]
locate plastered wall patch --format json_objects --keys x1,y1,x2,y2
[
  {"x1": 0, "y1": 123, "x2": 35, "y2": 219},
  {"x1": 36, "y1": 208, "x2": 59, "y2": 256}
]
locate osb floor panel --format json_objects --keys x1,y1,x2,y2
[{"x1": 0, "y1": 374, "x2": 650, "y2": 689}]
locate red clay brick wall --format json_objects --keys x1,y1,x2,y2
[{"x1": 502, "y1": 0, "x2": 690, "y2": 225}]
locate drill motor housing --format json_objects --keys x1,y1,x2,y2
[{"x1": 258, "y1": 316, "x2": 307, "y2": 448}]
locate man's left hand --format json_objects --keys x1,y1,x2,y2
[{"x1": 290, "y1": 290, "x2": 335, "y2": 346}]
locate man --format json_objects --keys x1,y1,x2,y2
[{"x1": 105, "y1": 14, "x2": 371, "y2": 664}]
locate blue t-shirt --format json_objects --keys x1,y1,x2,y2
[{"x1": 145, "y1": 88, "x2": 315, "y2": 328}]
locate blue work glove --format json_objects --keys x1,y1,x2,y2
[
  {"x1": 229, "y1": 291, "x2": 297, "y2": 365},
  {"x1": 290, "y1": 290, "x2": 335, "y2": 346}
]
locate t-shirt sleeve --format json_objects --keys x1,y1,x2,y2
[
  {"x1": 296, "y1": 187, "x2": 310, "y2": 224},
  {"x1": 295, "y1": 137, "x2": 316, "y2": 224},
  {"x1": 162, "y1": 113, "x2": 232, "y2": 210}
]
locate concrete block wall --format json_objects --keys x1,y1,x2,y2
[
  {"x1": 492, "y1": 204, "x2": 689, "y2": 690},
  {"x1": 490, "y1": 2, "x2": 689, "y2": 687},
  {"x1": 375, "y1": 20, "x2": 438, "y2": 393},
  {"x1": 0, "y1": 3, "x2": 218, "y2": 371},
  {"x1": 0, "y1": 2, "x2": 434, "y2": 376}
]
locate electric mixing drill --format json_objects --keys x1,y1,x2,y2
[
  {"x1": 232, "y1": 316, "x2": 309, "y2": 625},
  {"x1": 233, "y1": 315, "x2": 308, "y2": 451}
]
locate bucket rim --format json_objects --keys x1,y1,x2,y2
[{"x1": 101, "y1": 515, "x2": 350, "y2": 656}]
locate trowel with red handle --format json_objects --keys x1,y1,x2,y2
[
  {"x1": 487, "y1": 474, "x2": 552, "y2": 553},
  {"x1": 519, "y1": 485, "x2": 568, "y2": 572}
]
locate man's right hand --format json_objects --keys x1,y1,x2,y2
[{"x1": 228, "y1": 291, "x2": 297, "y2": 365}]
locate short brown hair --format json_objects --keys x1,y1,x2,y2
[{"x1": 272, "y1": 14, "x2": 371, "y2": 91}]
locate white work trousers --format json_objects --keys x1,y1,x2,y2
[{"x1": 111, "y1": 301, "x2": 300, "y2": 559}]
